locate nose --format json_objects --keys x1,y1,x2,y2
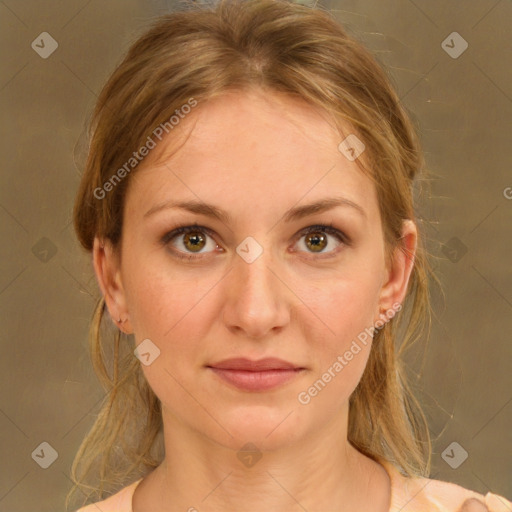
[{"x1": 221, "y1": 246, "x2": 291, "y2": 339}]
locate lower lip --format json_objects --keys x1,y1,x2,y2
[{"x1": 208, "y1": 367, "x2": 304, "y2": 391}]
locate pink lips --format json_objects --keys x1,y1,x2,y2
[{"x1": 207, "y1": 358, "x2": 306, "y2": 392}]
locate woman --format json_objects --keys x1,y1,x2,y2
[{"x1": 68, "y1": 0, "x2": 511, "y2": 510}]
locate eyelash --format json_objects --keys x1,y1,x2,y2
[{"x1": 160, "y1": 222, "x2": 350, "y2": 261}]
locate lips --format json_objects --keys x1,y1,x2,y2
[
  {"x1": 206, "y1": 358, "x2": 306, "y2": 392},
  {"x1": 207, "y1": 357, "x2": 303, "y2": 371}
]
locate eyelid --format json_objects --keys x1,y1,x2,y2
[
  {"x1": 161, "y1": 223, "x2": 214, "y2": 242},
  {"x1": 296, "y1": 222, "x2": 349, "y2": 244}
]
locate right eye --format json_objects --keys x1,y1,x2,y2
[{"x1": 161, "y1": 223, "x2": 221, "y2": 260}]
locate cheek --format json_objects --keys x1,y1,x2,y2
[
  {"x1": 123, "y1": 261, "x2": 223, "y2": 405},
  {"x1": 303, "y1": 268, "x2": 382, "y2": 345},
  {"x1": 123, "y1": 252, "x2": 210, "y2": 341},
  {"x1": 299, "y1": 301, "x2": 374, "y2": 412},
  {"x1": 125, "y1": 267, "x2": 212, "y2": 410},
  {"x1": 296, "y1": 269, "x2": 381, "y2": 398}
]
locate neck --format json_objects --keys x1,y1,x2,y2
[{"x1": 133, "y1": 404, "x2": 391, "y2": 512}]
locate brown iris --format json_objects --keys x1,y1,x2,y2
[
  {"x1": 183, "y1": 231, "x2": 207, "y2": 252},
  {"x1": 304, "y1": 231, "x2": 327, "y2": 252}
]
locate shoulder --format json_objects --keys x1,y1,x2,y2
[
  {"x1": 381, "y1": 460, "x2": 512, "y2": 512},
  {"x1": 396, "y1": 475, "x2": 512, "y2": 512},
  {"x1": 74, "y1": 479, "x2": 142, "y2": 512}
]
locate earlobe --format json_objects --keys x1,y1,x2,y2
[
  {"x1": 377, "y1": 219, "x2": 417, "y2": 316},
  {"x1": 92, "y1": 237, "x2": 131, "y2": 332}
]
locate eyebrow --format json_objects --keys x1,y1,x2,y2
[{"x1": 143, "y1": 196, "x2": 367, "y2": 223}]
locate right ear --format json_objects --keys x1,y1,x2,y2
[{"x1": 92, "y1": 236, "x2": 133, "y2": 334}]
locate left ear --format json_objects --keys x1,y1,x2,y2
[{"x1": 376, "y1": 219, "x2": 417, "y2": 318}]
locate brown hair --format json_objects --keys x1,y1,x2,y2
[{"x1": 68, "y1": 0, "x2": 440, "y2": 507}]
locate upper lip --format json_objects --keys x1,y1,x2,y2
[{"x1": 207, "y1": 357, "x2": 304, "y2": 371}]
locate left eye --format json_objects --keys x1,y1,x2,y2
[
  {"x1": 161, "y1": 223, "x2": 349, "y2": 260},
  {"x1": 295, "y1": 224, "x2": 347, "y2": 256}
]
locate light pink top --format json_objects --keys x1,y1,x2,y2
[{"x1": 76, "y1": 460, "x2": 512, "y2": 512}]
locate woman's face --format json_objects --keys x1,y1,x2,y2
[{"x1": 94, "y1": 88, "x2": 416, "y2": 451}]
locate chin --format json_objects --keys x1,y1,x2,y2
[{"x1": 201, "y1": 404, "x2": 308, "y2": 452}]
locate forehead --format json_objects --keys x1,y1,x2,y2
[
  {"x1": 154, "y1": 88, "x2": 347, "y2": 162},
  {"x1": 125, "y1": 89, "x2": 379, "y2": 227}
]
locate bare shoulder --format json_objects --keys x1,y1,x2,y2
[
  {"x1": 424, "y1": 475, "x2": 511, "y2": 511},
  {"x1": 391, "y1": 470, "x2": 512, "y2": 512},
  {"x1": 379, "y1": 459, "x2": 511, "y2": 512}
]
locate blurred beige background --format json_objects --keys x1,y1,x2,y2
[{"x1": 0, "y1": 0, "x2": 510, "y2": 510}]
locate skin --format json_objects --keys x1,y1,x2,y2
[{"x1": 93, "y1": 87, "x2": 417, "y2": 512}]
